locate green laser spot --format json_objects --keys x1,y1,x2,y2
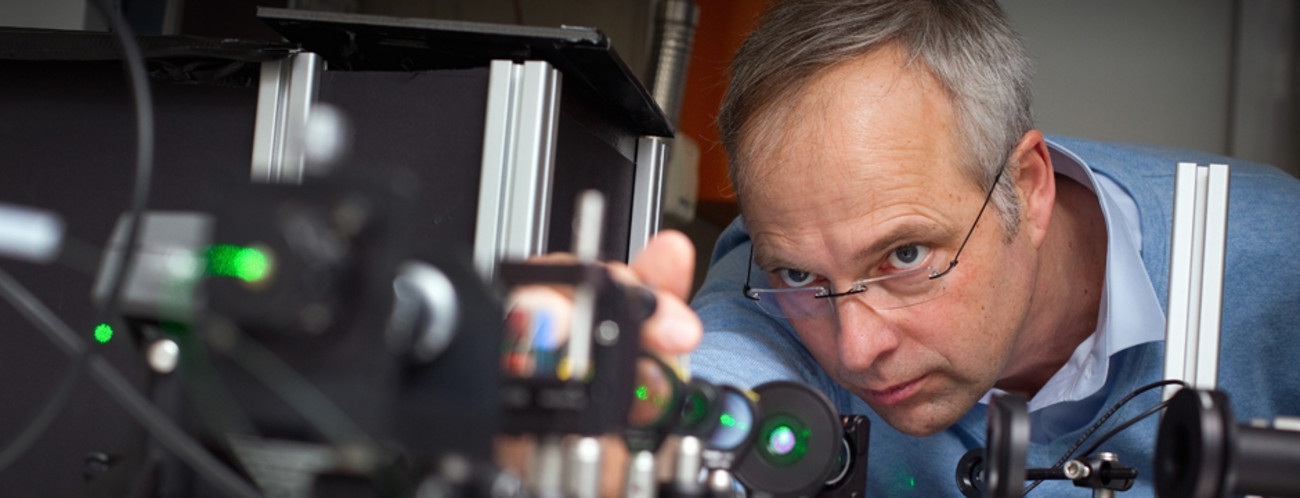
[
  {"x1": 94, "y1": 323, "x2": 113, "y2": 344},
  {"x1": 909, "y1": 478, "x2": 915, "y2": 488},
  {"x1": 206, "y1": 245, "x2": 269, "y2": 282},
  {"x1": 720, "y1": 413, "x2": 736, "y2": 427},
  {"x1": 635, "y1": 385, "x2": 649, "y2": 400}
]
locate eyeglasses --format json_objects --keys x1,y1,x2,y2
[{"x1": 742, "y1": 165, "x2": 1005, "y2": 319}]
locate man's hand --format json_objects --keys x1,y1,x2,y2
[
  {"x1": 518, "y1": 229, "x2": 702, "y2": 357},
  {"x1": 497, "y1": 230, "x2": 704, "y2": 496},
  {"x1": 610, "y1": 229, "x2": 703, "y2": 355}
]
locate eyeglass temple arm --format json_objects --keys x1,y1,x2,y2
[
  {"x1": 742, "y1": 243, "x2": 759, "y2": 300},
  {"x1": 932, "y1": 164, "x2": 1007, "y2": 280}
]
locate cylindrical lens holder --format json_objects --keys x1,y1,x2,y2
[{"x1": 1156, "y1": 388, "x2": 1300, "y2": 498}]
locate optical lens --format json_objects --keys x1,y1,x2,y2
[
  {"x1": 709, "y1": 390, "x2": 754, "y2": 450},
  {"x1": 681, "y1": 391, "x2": 707, "y2": 426},
  {"x1": 757, "y1": 415, "x2": 810, "y2": 466},
  {"x1": 628, "y1": 356, "x2": 676, "y2": 429}
]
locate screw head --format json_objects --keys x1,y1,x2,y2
[
  {"x1": 147, "y1": 338, "x2": 180, "y2": 374},
  {"x1": 596, "y1": 320, "x2": 619, "y2": 345},
  {"x1": 1062, "y1": 459, "x2": 1090, "y2": 479}
]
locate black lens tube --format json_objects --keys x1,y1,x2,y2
[
  {"x1": 1232, "y1": 423, "x2": 1300, "y2": 496},
  {"x1": 1156, "y1": 388, "x2": 1300, "y2": 498}
]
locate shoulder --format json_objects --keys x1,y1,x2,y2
[
  {"x1": 1046, "y1": 135, "x2": 1299, "y2": 193},
  {"x1": 1047, "y1": 134, "x2": 1300, "y2": 262}
]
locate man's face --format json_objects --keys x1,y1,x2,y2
[{"x1": 739, "y1": 47, "x2": 1041, "y2": 436}]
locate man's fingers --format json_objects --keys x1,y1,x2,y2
[
  {"x1": 510, "y1": 230, "x2": 701, "y2": 357},
  {"x1": 608, "y1": 231, "x2": 702, "y2": 354},
  {"x1": 594, "y1": 263, "x2": 702, "y2": 355},
  {"x1": 639, "y1": 289, "x2": 702, "y2": 355},
  {"x1": 629, "y1": 230, "x2": 695, "y2": 300}
]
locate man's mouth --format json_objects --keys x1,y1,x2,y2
[{"x1": 863, "y1": 375, "x2": 926, "y2": 405}]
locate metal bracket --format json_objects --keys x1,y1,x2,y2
[
  {"x1": 251, "y1": 51, "x2": 323, "y2": 184},
  {"x1": 473, "y1": 60, "x2": 562, "y2": 280},
  {"x1": 628, "y1": 136, "x2": 667, "y2": 262}
]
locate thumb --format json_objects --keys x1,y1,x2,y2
[
  {"x1": 627, "y1": 230, "x2": 701, "y2": 355},
  {"x1": 629, "y1": 230, "x2": 695, "y2": 300}
]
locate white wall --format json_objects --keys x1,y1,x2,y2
[
  {"x1": 1231, "y1": 0, "x2": 1298, "y2": 175},
  {"x1": 1004, "y1": 0, "x2": 1234, "y2": 154},
  {"x1": 1003, "y1": 0, "x2": 1298, "y2": 178}
]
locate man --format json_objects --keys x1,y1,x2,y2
[{"x1": 630, "y1": 0, "x2": 1300, "y2": 495}]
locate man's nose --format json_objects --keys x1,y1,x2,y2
[{"x1": 833, "y1": 297, "x2": 900, "y2": 371}]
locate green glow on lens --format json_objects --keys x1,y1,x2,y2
[
  {"x1": 93, "y1": 323, "x2": 113, "y2": 344},
  {"x1": 909, "y1": 478, "x2": 916, "y2": 488},
  {"x1": 683, "y1": 394, "x2": 706, "y2": 424},
  {"x1": 635, "y1": 385, "x2": 649, "y2": 400},
  {"x1": 757, "y1": 416, "x2": 810, "y2": 466},
  {"x1": 768, "y1": 425, "x2": 797, "y2": 455},
  {"x1": 206, "y1": 245, "x2": 269, "y2": 282},
  {"x1": 720, "y1": 413, "x2": 736, "y2": 427}
]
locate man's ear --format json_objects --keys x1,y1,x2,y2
[{"x1": 1009, "y1": 130, "x2": 1055, "y2": 247}]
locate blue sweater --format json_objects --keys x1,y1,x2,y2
[{"x1": 688, "y1": 136, "x2": 1300, "y2": 496}]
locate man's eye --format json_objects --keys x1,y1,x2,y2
[
  {"x1": 887, "y1": 244, "x2": 930, "y2": 269},
  {"x1": 778, "y1": 269, "x2": 817, "y2": 288}
]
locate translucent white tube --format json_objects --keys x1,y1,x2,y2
[{"x1": 0, "y1": 202, "x2": 64, "y2": 264}]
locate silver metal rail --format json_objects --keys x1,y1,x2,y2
[
  {"x1": 251, "y1": 51, "x2": 322, "y2": 184},
  {"x1": 628, "y1": 136, "x2": 667, "y2": 262},
  {"x1": 473, "y1": 60, "x2": 562, "y2": 280},
  {"x1": 1163, "y1": 162, "x2": 1231, "y2": 398}
]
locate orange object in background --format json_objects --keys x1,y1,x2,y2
[{"x1": 678, "y1": 0, "x2": 769, "y2": 204}]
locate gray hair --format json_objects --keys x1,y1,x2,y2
[{"x1": 719, "y1": 0, "x2": 1034, "y2": 234}]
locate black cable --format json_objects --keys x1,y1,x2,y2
[
  {"x1": 1022, "y1": 379, "x2": 1187, "y2": 494},
  {"x1": 1052, "y1": 379, "x2": 1186, "y2": 467},
  {"x1": 0, "y1": 276, "x2": 94, "y2": 476},
  {"x1": 1075, "y1": 399, "x2": 1171, "y2": 460},
  {"x1": 0, "y1": 268, "x2": 260, "y2": 498},
  {"x1": 0, "y1": 358, "x2": 86, "y2": 473},
  {"x1": 0, "y1": 0, "x2": 159, "y2": 478},
  {"x1": 89, "y1": 0, "x2": 156, "y2": 332}
]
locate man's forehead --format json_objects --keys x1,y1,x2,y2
[
  {"x1": 738, "y1": 54, "x2": 963, "y2": 198},
  {"x1": 734, "y1": 44, "x2": 979, "y2": 272}
]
